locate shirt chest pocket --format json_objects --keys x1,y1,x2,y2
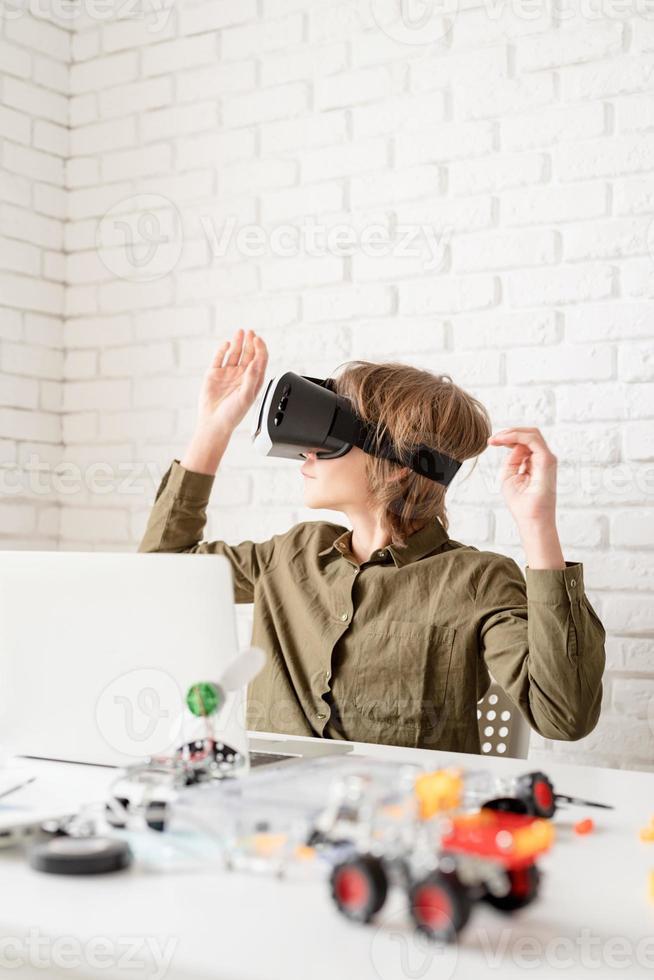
[{"x1": 353, "y1": 620, "x2": 456, "y2": 735}]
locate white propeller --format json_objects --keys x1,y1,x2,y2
[{"x1": 219, "y1": 646, "x2": 266, "y2": 693}]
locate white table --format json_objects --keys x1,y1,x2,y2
[{"x1": 0, "y1": 732, "x2": 652, "y2": 980}]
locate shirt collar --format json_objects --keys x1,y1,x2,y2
[{"x1": 318, "y1": 519, "x2": 449, "y2": 568}]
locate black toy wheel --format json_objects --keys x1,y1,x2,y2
[
  {"x1": 105, "y1": 796, "x2": 129, "y2": 829},
  {"x1": 409, "y1": 870, "x2": 471, "y2": 941},
  {"x1": 484, "y1": 863, "x2": 541, "y2": 911},
  {"x1": 145, "y1": 800, "x2": 168, "y2": 832},
  {"x1": 516, "y1": 771, "x2": 556, "y2": 818},
  {"x1": 483, "y1": 796, "x2": 529, "y2": 814},
  {"x1": 330, "y1": 855, "x2": 388, "y2": 924}
]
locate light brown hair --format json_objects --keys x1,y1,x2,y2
[{"x1": 331, "y1": 360, "x2": 492, "y2": 549}]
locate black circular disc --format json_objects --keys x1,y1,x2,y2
[{"x1": 29, "y1": 837, "x2": 133, "y2": 875}]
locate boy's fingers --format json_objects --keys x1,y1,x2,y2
[
  {"x1": 240, "y1": 329, "x2": 255, "y2": 368},
  {"x1": 254, "y1": 336, "x2": 268, "y2": 367},
  {"x1": 489, "y1": 428, "x2": 555, "y2": 460},
  {"x1": 225, "y1": 328, "x2": 245, "y2": 366},
  {"x1": 211, "y1": 341, "x2": 230, "y2": 370}
]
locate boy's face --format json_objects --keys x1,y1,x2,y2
[
  {"x1": 300, "y1": 446, "x2": 410, "y2": 514},
  {"x1": 300, "y1": 446, "x2": 372, "y2": 512}
]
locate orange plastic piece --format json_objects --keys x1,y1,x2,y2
[
  {"x1": 414, "y1": 768, "x2": 463, "y2": 819},
  {"x1": 574, "y1": 818, "x2": 594, "y2": 835},
  {"x1": 252, "y1": 832, "x2": 287, "y2": 856},
  {"x1": 639, "y1": 816, "x2": 654, "y2": 842},
  {"x1": 381, "y1": 803, "x2": 406, "y2": 819}
]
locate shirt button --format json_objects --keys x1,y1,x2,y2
[
  {"x1": 378, "y1": 550, "x2": 387, "y2": 558},
  {"x1": 339, "y1": 612, "x2": 349, "y2": 621},
  {"x1": 570, "y1": 578, "x2": 576, "y2": 587},
  {"x1": 316, "y1": 712, "x2": 326, "y2": 720}
]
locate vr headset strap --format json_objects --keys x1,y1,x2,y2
[
  {"x1": 329, "y1": 399, "x2": 462, "y2": 487},
  {"x1": 303, "y1": 375, "x2": 462, "y2": 486},
  {"x1": 361, "y1": 429, "x2": 462, "y2": 486}
]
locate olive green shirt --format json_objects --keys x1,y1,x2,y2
[{"x1": 137, "y1": 458, "x2": 606, "y2": 754}]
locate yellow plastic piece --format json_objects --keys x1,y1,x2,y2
[
  {"x1": 512, "y1": 818, "x2": 556, "y2": 858},
  {"x1": 649, "y1": 871, "x2": 654, "y2": 902},
  {"x1": 293, "y1": 845, "x2": 316, "y2": 862},
  {"x1": 414, "y1": 768, "x2": 464, "y2": 819},
  {"x1": 639, "y1": 816, "x2": 654, "y2": 842}
]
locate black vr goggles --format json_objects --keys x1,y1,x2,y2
[{"x1": 251, "y1": 372, "x2": 462, "y2": 487}]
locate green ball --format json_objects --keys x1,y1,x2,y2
[{"x1": 186, "y1": 682, "x2": 222, "y2": 717}]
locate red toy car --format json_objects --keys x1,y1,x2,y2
[{"x1": 328, "y1": 791, "x2": 555, "y2": 941}]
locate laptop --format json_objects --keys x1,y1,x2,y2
[{"x1": 0, "y1": 550, "x2": 302, "y2": 771}]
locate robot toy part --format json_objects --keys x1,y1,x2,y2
[{"x1": 319, "y1": 765, "x2": 557, "y2": 943}]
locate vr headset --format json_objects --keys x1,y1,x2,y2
[{"x1": 250, "y1": 372, "x2": 462, "y2": 487}]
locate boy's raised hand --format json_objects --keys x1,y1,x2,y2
[
  {"x1": 487, "y1": 427, "x2": 559, "y2": 528},
  {"x1": 196, "y1": 328, "x2": 269, "y2": 436}
]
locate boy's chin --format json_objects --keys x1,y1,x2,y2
[{"x1": 304, "y1": 490, "x2": 332, "y2": 509}]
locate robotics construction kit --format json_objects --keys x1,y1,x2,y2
[{"x1": 12, "y1": 648, "x2": 616, "y2": 945}]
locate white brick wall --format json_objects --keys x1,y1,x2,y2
[
  {"x1": 1, "y1": 1, "x2": 653, "y2": 773},
  {"x1": 0, "y1": 8, "x2": 68, "y2": 549}
]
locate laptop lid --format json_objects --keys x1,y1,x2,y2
[{"x1": 0, "y1": 551, "x2": 246, "y2": 768}]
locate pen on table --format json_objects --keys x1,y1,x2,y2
[
  {"x1": 0, "y1": 777, "x2": 36, "y2": 801},
  {"x1": 554, "y1": 793, "x2": 614, "y2": 810}
]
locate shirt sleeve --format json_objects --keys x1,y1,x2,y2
[
  {"x1": 136, "y1": 458, "x2": 279, "y2": 604},
  {"x1": 475, "y1": 555, "x2": 606, "y2": 741}
]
